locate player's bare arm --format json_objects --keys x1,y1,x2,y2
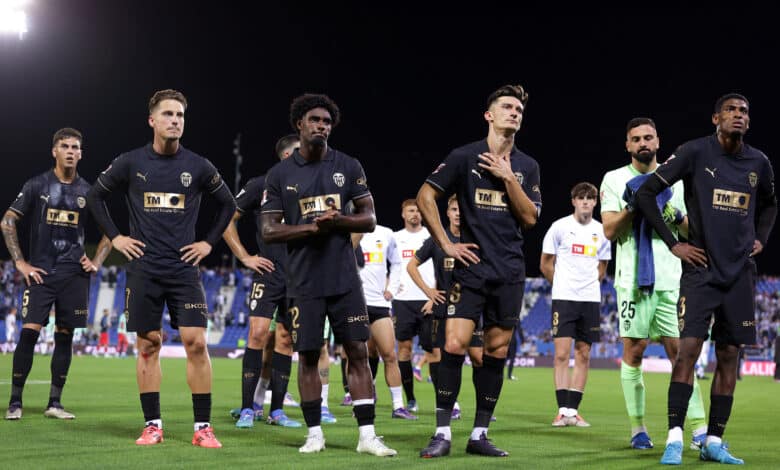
[
  {"x1": 261, "y1": 212, "x2": 320, "y2": 243},
  {"x1": 478, "y1": 152, "x2": 538, "y2": 228},
  {"x1": 416, "y1": 183, "x2": 479, "y2": 266},
  {"x1": 601, "y1": 209, "x2": 634, "y2": 241},
  {"x1": 407, "y1": 257, "x2": 446, "y2": 305},
  {"x1": 81, "y1": 235, "x2": 113, "y2": 273},
  {"x1": 539, "y1": 253, "x2": 555, "y2": 285},
  {"x1": 2, "y1": 209, "x2": 47, "y2": 285},
  {"x1": 222, "y1": 210, "x2": 274, "y2": 274}
]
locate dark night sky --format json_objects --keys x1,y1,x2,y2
[{"x1": 1, "y1": 3, "x2": 778, "y2": 276}]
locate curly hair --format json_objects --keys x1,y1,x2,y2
[
  {"x1": 486, "y1": 84, "x2": 529, "y2": 110},
  {"x1": 289, "y1": 93, "x2": 340, "y2": 131}
]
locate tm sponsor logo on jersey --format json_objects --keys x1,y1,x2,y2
[
  {"x1": 571, "y1": 244, "x2": 597, "y2": 256},
  {"x1": 143, "y1": 192, "x2": 186, "y2": 212},
  {"x1": 474, "y1": 188, "x2": 508, "y2": 212},
  {"x1": 299, "y1": 194, "x2": 342, "y2": 217},
  {"x1": 402, "y1": 249, "x2": 415, "y2": 259},
  {"x1": 712, "y1": 189, "x2": 750, "y2": 215},
  {"x1": 46, "y1": 209, "x2": 79, "y2": 227}
]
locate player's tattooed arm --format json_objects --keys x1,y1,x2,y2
[
  {"x1": 1, "y1": 210, "x2": 23, "y2": 262},
  {"x1": 82, "y1": 235, "x2": 113, "y2": 272},
  {"x1": 3, "y1": 210, "x2": 47, "y2": 285}
]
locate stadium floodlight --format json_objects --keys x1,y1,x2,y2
[{"x1": 0, "y1": 0, "x2": 29, "y2": 39}]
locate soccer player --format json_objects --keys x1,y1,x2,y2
[
  {"x1": 417, "y1": 84, "x2": 541, "y2": 458},
  {"x1": 261, "y1": 93, "x2": 396, "y2": 456},
  {"x1": 4, "y1": 127, "x2": 112, "y2": 421},
  {"x1": 223, "y1": 134, "x2": 302, "y2": 428},
  {"x1": 601, "y1": 117, "x2": 707, "y2": 450},
  {"x1": 117, "y1": 310, "x2": 129, "y2": 357},
  {"x1": 388, "y1": 199, "x2": 436, "y2": 412},
  {"x1": 540, "y1": 182, "x2": 611, "y2": 428},
  {"x1": 357, "y1": 226, "x2": 418, "y2": 419},
  {"x1": 407, "y1": 195, "x2": 474, "y2": 420},
  {"x1": 634, "y1": 94, "x2": 776, "y2": 465},
  {"x1": 87, "y1": 89, "x2": 236, "y2": 448}
]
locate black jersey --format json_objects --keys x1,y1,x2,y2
[
  {"x1": 9, "y1": 170, "x2": 92, "y2": 274},
  {"x1": 261, "y1": 148, "x2": 370, "y2": 298},
  {"x1": 654, "y1": 135, "x2": 776, "y2": 286},
  {"x1": 235, "y1": 175, "x2": 287, "y2": 273},
  {"x1": 425, "y1": 140, "x2": 542, "y2": 287},
  {"x1": 414, "y1": 228, "x2": 459, "y2": 292},
  {"x1": 94, "y1": 144, "x2": 228, "y2": 277}
]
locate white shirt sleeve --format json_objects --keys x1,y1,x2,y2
[{"x1": 542, "y1": 221, "x2": 560, "y2": 255}]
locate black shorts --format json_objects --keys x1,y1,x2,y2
[
  {"x1": 367, "y1": 305, "x2": 391, "y2": 324},
  {"x1": 446, "y1": 281, "x2": 524, "y2": 329},
  {"x1": 392, "y1": 300, "x2": 427, "y2": 341},
  {"x1": 432, "y1": 318, "x2": 445, "y2": 349},
  {"x1": 20, "y1": 271, "x2": 89, "y2": 329},
  {"x1": 274, "y1": 301, "x2": 292, "y2": 332},
  {"x1": 470, "y1": 323, "x2": 484, "y2": 348},
  {"x1": 551, "y1": 299, "x2": 601, "y2": 344},
  {"x1": 125, "y1": 272, "x2": 208, "y2": 333},
  {"x1": 248, "y1": 271, "x2": 286, "y2": 318},
  {"x1": 418, "y1": 314, "x2": 434, "y2": 353},
  {"x1": 288, "y1": 288, "x2": 369, "y2": 352},
  {"x1": 679, "y1": 264, "x2": 757, "y2": 346}
]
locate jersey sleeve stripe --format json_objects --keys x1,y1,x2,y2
[
  {"x1": 655, "y1": 172, "x2": 670, "y2": 187},
  {"x1": 424, "y1": 179, "x2": 445, "y2": 192},
  {"x1": 8, "y1": 207, "x2": 23, "y2": 216}
]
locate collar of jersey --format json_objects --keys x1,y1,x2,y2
[
  {"x1": 146, "y1": 143, "x2": 183, "y2": 159},
  {"x1": 293, "y1": 148, "x2": 334, "y2": 165}
]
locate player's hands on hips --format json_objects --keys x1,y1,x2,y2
[
  {"x1": 180, "y1": 241, "x2": 212, "y2": 265},
  {"x1": 477, "y1": 152, "x2": 514, "y2": 182},
  {"x1": 15, "y1": 259, "x2": 47, "y2": 286},
  {"x1": 383, "y1": 290, "x2": 393, "y2": 301},
  {"x1": 671, "y1": 242, "x2": 708, "y2": 267},
  {"x1": 80, "y1": 255, "x2": 99, "y2": 273},
  {"x1": 421, "y1": 299, "x2": 434, "y2": 315},
  {"x1": 750, "y1": 239, "x2": 764, "y2": 257},
  {"x1": 443, "y1": 241, "x2": 480, "y2": 266},
  {"x1": 112, "y1": 235, "x2": 145, "y2": 260},
  {"x1": 240, "y1": 254, "x2": 275, "y2": 274},
  {"x1": 425, "y1": 287, "x2": 446, "y2": 305}
]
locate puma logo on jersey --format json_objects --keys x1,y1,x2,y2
[
  {"x1": 471, "y1": 169, "x2": 482, "y2": 179},
  {"x1": 136, "y1": 172, "x2": 148, "y2": 182},
  {"x1": 286, "y1": 185, "x2": 298, "y2": 193},
  {"x1": 39, "y1": 194, "x2": 50, "y2": 203},
  {"x1": 705, "y1": 167, "x2": 717, "y2": 178}
]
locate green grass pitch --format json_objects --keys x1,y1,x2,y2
[{"x1": 1, "y1": 355, "x2": 778, "y2": 469}]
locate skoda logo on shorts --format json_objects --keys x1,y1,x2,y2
[
  {"x1": 447, "y1": 305, "x2": 456, "y2": 316},
  {"x1": 180, "y1": 172, "x2": 192, "y2": 187}
]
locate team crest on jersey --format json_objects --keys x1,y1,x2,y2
[
  {"x1": 333, "y1": 172, "x2": 345, "y2": 187},
  {"x1": 749, "y1": 171, "x2": 758, "y2": 188},
  {"x1": 592, "y1": 233, "x2": 598, "y2": 243},
  {"x1": 514, "y1": 172, "x2": 524, "y2": 185},
  {"x1": 210, "y1": 173, "x2": 221, "y2": 186},
  {"x1": 77, "y1": 197, "x2": 86, "y2": 208},
  {"x1": 180, "y1": 172, "x2": 192, "y2": 187},
  {"x1": 357, "y1": 177, "x2": 367, "y2": 187}
]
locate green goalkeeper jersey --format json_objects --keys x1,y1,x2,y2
[{"x1": 600, "y1": 163, "x2": 686, "y2": 291}]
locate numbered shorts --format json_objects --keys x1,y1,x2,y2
[
  {"x1": 551, "y1": 299, "x2": 600, "y2": 344},
  {"x1": 248, "y1": 271, "x2": 286, "y2": 319},
  {"x1": 678, "y1": 264, "x2": 757, "y2": 346},
  {"x1": 432, "y1": 316, "x2": 446, "y2": 349},
  {"x1": 392, "y1": 300, "x2": 427, "y2": 341},
  {"x1": 125, "y1": 272, "x2": 208, "y2": 333},
  {"x1": 446, "y1": 281, "x2": 524, "y2": 329},
  {"x1": 615, "y1": 287, "x2": 679, "y2": 340},
  {"x1": 20, "y1": 271, "x2": 89, "y2": 329},
  {"x1": 288, "y1": 288, "x2": 369, "y2": 352}
]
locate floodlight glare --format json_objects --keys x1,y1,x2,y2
[{"x1": 0, "y1": 0, "x2": 28, "y2": 39}]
